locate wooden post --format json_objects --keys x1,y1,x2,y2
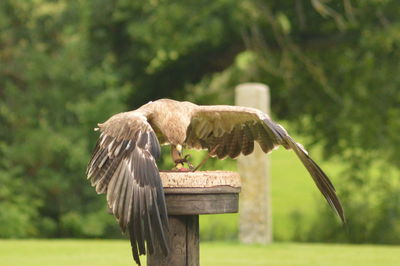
[
  {"x1": 147, "y1": 171, "x2": 241, "y2": 266},
  {"x1": 147, "y1": 215, "x2": 199, "y2": 266},
  {"x1": 235, "y1": 83, "x2": 273, "y2": 244}
]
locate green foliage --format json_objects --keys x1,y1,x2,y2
[
  {"x1": 183, "y1": 0, "x2": 400, "y2": 244},
  {"x1": 0, "y1": 0, "x2": 128, "y2": 238},
  {"x1": 306, "y1": 161, "x2": 400, "y2": 244},
  {"x1": 1, "y1": 0, "x2": 400, "y2": 244},
  {"x1": 0, "y1": 168, "x2": 40, "y2": 237},
  {"x1": 200, "y1": 213, "x2": 238, "y2": 241}
]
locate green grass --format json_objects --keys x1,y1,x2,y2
[
  {"x1": 269, "y1": 144, "x2": 344, "y2": 240},
  {"x1": 1, "y1": 240, "x2": 400, "y2": 266}
]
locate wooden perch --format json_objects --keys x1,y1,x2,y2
[{"x1": 147, "y1": 171, "x2": 241, "y2": 266}]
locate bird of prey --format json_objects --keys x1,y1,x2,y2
[{"x1": 86, "y1": 98, "x2": 344, "y2": 265}]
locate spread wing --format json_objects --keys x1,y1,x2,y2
[
  {"x1": 185, "y1": 105, "x2": 345, "y2": 223},
  {"x1": 86, "y1": 111, "x2": 168, "y2": 266}
]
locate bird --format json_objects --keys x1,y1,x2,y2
[{"x1": 86, "y1": 98, "x2": 345, "y2": 265}]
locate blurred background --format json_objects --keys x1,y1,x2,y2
[{"x1": 1, "y1": 0, "x2": 400, "y2": 265}]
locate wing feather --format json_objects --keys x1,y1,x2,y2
[
  {"x1": 143, "y1": 187, "x2": 155, "y2": 254},
  {"x1": 117, "y1": 166, "x2": 129, "y2": 228},
  {"x1": 86, "y1": 111, "x2": 168, "y2": 266},
  {"x1": 216, "y1": 132, "x2": 232, "y2": 159},
  {"x1": 228, "y1": 127, "x2": 242, "y2": 158},
  {"x1": 241, "y1": 124, "x2": 254, "y2": 155},
  {"x1": 132, "y1": 184, "x2": 146, "y2": 255},
  {"x1": 129, "y1": 229, "x2": 141, "y2": 265},
  {"x1": 184, "y1": 105, "x2": 345, "y2": 222},
  {"x1": 256, "y1": 122, "x2": 275, "y2": 153},
  {"x1": 287, "y1": 137, "x2": 345, "y2": 223}
]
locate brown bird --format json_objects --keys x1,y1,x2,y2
[{"x1": 86, "y1": 98, "x2": 344, "y2": 265}]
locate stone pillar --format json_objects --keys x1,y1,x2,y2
[{"x1": 235, "y1": 83, "x2": 272, "y2": 244}]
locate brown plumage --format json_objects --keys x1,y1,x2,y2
[{"x1": 86, "y1": 98, "x2": 345, "y2": 265}]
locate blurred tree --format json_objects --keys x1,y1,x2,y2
[
  {"x1": 0, "y1": 0, "x2": 128, "y2": 237},
  {"x1": 0, "y1": 0, "x2": 399, "y2": 242}
]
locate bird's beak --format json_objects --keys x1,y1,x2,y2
[{"x1": 176, "y1": 144, "x2": 183, "y2": 156}]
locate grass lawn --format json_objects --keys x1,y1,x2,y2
[{"x1": 1, "y1": 240, "x2": 399, "y2": 266}]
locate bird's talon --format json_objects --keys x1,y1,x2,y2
[{"x1": 173, "y1": 154, "x2": 195, "y2": 171}]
